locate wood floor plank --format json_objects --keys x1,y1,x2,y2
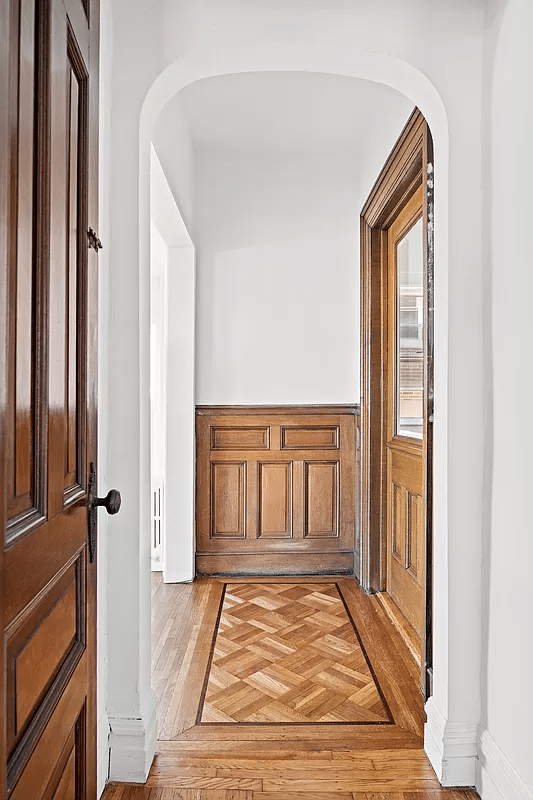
[
  {"x1": 145, "y1": 777, "x2": 263, "y2": 790},
  {"x1": 159, "y1": 580, "x2": 224, "y2": 739},
  {"x1": 254, "y1": 793, "x2": 353, "y2": 800},
  {"x1": 150, "y1": 754, "x2": 436, "y2": 776},
  {"x1": 173, "y1": 723, "x2": 420, "y2": 744},
  {"x1": 336, "y1": 579, "x2": 425, "y2": 736},
  {"x1": 160, "y1": 727, "x2": 422, "y2": 751},
  {"x1": 262, "y1": 779, "x2": 441, "y2": 793},
  {"x1": 146, "y1": 759, "x2": 438, "y2": 787}
]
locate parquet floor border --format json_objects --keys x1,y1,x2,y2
[
  {"x1": 196, "y1": 582, "x2": 394, "y2": 726},
  {"x1": 101, "y1": 575, "x2": 480, "y2": 800}
]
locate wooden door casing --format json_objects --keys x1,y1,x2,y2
[
  {"x1": 360, "y1": 109, "x2": 433, "y2": 692},
  {"x1": 196, "y1": 406, "x2": 357, "y2": 576},
  {"x1": 1, "y1": 0, "x2": 99, "y2": 797}
]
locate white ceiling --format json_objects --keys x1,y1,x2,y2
[{"x1": 176, "y1": 71, "x2": 414, "y2": 151}]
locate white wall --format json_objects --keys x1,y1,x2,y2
[
  {"x1": 97, "y1": 0, "x2": 113, "y2": 792},
  {"x1": 478, "y1": 2, "x2": 533, "y2": 799},
  {"x1": 150, "y1": 223, "x2": 168, "y2": 569},
  {"x1": 104, "y1": 0, "x2": 160, "y2": 781},
  {"x1": 177, "y1": 71, "x2": 412, "y2": 406},
  {"x1": 165, "y1": 247, "x2": 195, "y2": 583},
  {"x1": 194, "y1": 146, "x2": 362, "y2": 405},
  {"x1": 104, "y1": 0, "x2": 490, "y2": 787}
]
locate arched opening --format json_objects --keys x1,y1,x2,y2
[{"x1": 135, "y1": 45, "x2": 449, "y2": 775}]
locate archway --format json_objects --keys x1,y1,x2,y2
[{"x1": 109, "y1": 42, "x2": 455, "y2": 785}]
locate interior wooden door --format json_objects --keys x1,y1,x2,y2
[
  {"x1": 1, "y1": 0, "x2": 100, "y2": 796},
  {"x1": 385, "y1": 186, "x2": 426, "y2": 646}
]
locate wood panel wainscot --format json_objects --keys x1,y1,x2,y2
[{"x1": 196, "y1": 406, "x2": 359, "y2": 576}]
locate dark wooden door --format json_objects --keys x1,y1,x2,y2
[
  {"x1": 1, "y1": 0, "x2": 99, "y2": 796},
  {"x1": 385, "y1": 186, "x2": 426, "y2": 644},
  {"x1": 196, "y1": 406, "x2": 356, "y2": 576}
]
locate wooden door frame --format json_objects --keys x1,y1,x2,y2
[
  {"x1": 359, "y1": 108, "x2": 434, "y2": 696},
  {"x1": 0, "y1": 0, "x2": 8, "y2": 791}
]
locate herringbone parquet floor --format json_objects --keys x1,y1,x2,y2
[{"x1": 200, "y1": 583, "x2": 391, "y2": 724}]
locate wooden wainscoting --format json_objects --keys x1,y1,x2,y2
[{"x1": 196, "y1": 406, "x2": 359, "y2": 576}]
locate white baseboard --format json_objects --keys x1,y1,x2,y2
[
  {"x1": 97, "y1": 711, "x2": 110, "y2": 798},
  {"x1": 424, "y1": 697, "x2": 478, "y2": 786},
  {"x1": 476, "y1": 728, "x2": 532, "y2": 800},
  {"x1": 108, "y1": 691, "x2": 157, "y2": 783}
]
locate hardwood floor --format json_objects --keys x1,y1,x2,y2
[
  {"x1": 102, "y1": 575, "x2": 479, "y2": 800},
  {"x1": 200, "y1": 582, "x2": 391, "y2": 724}
]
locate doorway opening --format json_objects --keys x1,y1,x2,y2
[
  {"x1": 149, "y1": 145, "x2": 196, "y2": 583},
  {"x1": 359, "y1": 109, "x2": 434, "y2": 695}
]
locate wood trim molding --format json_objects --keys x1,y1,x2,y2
[
  {"x1": 196, "y1": 405, "x2": 359, "y2": 416},
  {"x1": 360, "y1": 108, "x2": 433, "y2": 696}
]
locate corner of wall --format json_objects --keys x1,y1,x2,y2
[
  {"x1": 424, "y1": 697, "x2": 478, "y2": 787},
  {"x1": 108, "y1": 689, "x2": 157, "y2": 783},
  {"x1": 476, "y1": 728, "x2": 533, "y2": 800}
]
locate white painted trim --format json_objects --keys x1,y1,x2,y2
[
  {"x1": 424, "y1": 697, "x2": 478, "y2": 786},
  {"x1": 97, "y1": 710, "x2": 110, "y2": 798},
  {"x1": 108, "y1": 690, "x2": 157, "y2": 783},
  {"x1": 477, "y1": 729, "x2": 532, "y2": 800},
  {"x1": 424, "y1": 696, "x2": 447, "y2": 779}
]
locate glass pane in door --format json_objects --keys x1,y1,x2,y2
[{"x1": 396, "y1": 217, "x2": 424, "y2": 438}]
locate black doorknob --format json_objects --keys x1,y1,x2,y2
[
  {"x1": 93, "y1": 489, "x2": 121, "y2": 515},
  {"x1": 87, "y1": 462, "x2": 122, "y2": 562}
]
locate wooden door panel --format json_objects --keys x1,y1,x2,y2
[
  {"x1": 304, "y1": 461, "x2": 339, "y2": 538},
  {"x1": 5, "y1": 551, "x2": 86, "y2": 760},
  {"x1": 196, "y1": 407, "x2": 356, "y2": 575},
  {"x1": 9, "y1": 670, "x2": 87, "y2": 800},
  {"x1": 211, "y1": 426, "x2": 270, "y2": 450},
  {"x1": 64, "y1": 49, "x2": 88, "y2": 504},
  {"x1": 4, "y1": 509, "x2": 86, "y2": 622},
  {"x1": 5, "y1": 551, "x2": 85, "y2": 757},
  {"x1": 210, "y1": 461, "x2": 247, "y2": 539},
  {"x1": 258, "y1": 461, "x2": 293, "y2": 539},
  {"x1": 48, "y1": 1, "x2": 89, "y2": 516},
  {"x1": 391, "y1": 482, "x2": 405, "y2": 565},
  {"x1": 47, "y1": 741, "x2": 76, "y2": 800},
  {"x1": 281, "y1": 425, "x2": 339, "y2": 450},
  {"x1": 2, "y1": 0, "x2": 99, "y2": 795},
  {"x1": 6, "y1": 0, "x2": 47, "y2": 536}
]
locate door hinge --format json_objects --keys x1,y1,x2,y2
[{"x1": 87, "y1": 227, "x2": 102, "y2": 251}]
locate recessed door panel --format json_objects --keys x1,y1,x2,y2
[
  {"x1": 304, "y1": 461, "x2": 339, "y2": 538},
  {"x1": 6, "y1": 0, "x2": 46, "y2": 537},
  {"x1": 258, "y1": 462, "x2": 293, "y2": 539},
  {"x1": 6, "y1": 555, "x2": 85, "y2": 753},
  {"x1": 211, "y1": 462, "x2": 246, "y2": 539},
  {"x1": 281, "y1": 426, "x2": 339, "y2": 450}
]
